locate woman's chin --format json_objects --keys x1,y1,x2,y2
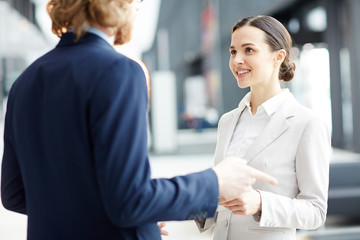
[{"x1": 236, "y1": 81, "x2": 250, "y2": 89}]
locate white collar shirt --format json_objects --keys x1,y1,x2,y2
[
  {"x1": 69, "y1": 26, "x2": 114, "y2": 46},
  {"x1": 225, "y1": 89, "x2": 291, "y2": 160},
  {"x1": 87, "y1": 26, "x2": 114, "y2": 46}
]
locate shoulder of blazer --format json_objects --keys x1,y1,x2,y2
[
  {"x1": 280, "y1": 94, "x2": 318, "y2": 125},
  {"x1": 217, "y1": 107, "x2": 244, "y2": 135},
  {"x1": 219, "y1": 107, "x2": 243, "y2": 123}
]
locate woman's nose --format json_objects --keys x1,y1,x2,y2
[{"x1": 234, "y1": 54, "x2": 244, "y2": 64}]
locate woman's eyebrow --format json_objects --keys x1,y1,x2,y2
[{"x1": 229, "y1": 43, "x2": 256, "y2": 49}]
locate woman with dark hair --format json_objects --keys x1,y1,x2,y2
[{"x1": 198, "y1": 15, "x2": 331, "y2": 240}]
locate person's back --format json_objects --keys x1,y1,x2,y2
[{"x1": 5, "y1": 31, "x2": 160, "y2": 239}]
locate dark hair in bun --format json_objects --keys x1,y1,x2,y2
[{"x1": 232, "y1": 15, "x2": 296, "y2": 82}]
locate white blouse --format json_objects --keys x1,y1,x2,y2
[{"x1": 226, "y1": 89, "x2": 291, "y2": 160}]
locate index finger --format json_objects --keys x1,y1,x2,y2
[
  {"x1": 219, "y1": 197, "x2": 233, "y2": 205},
  {"x1": 250, "y1": 168, "x2": 278, "y2": 185}
]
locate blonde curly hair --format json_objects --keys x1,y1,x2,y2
[{"x1": 47, "y1": 0, "x2": 133, "y2": 44}]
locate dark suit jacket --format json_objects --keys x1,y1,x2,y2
[{"x1": 1, "y1": 33, "x2": 218, "y2": 240}]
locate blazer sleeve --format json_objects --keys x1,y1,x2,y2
[
  {"x1": 258, "y1": 115, "x2": 331, "y2": 230},
  {"x1": 89, "y1": 58, "x2": 219, "y2": 228},
  {"x1": 1, "y1": 87, "x2": 27, "y2": 214}
]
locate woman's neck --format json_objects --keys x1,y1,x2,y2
[{"x1": 249, "y1": 83, "x2": 282, "y2": 115}]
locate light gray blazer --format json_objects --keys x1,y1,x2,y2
[{"x1": 200, "y1": 93, "x2": 331, "y2": 240}]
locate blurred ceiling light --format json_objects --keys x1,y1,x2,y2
[
  {"x1": 306, "y1": 6, "x2": 327, "y2": 32},
  {"x1": 290, "y1": 47, "x2": 300, "y2": 58},
  {"x1": 303, "y1": 43, "x2": 315, "y2": 50},
  {"x1": 288, "y1": 18, "x2": 300, "y2": 34}
]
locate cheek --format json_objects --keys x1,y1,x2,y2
[
  {"x1": 229, "y1": 60, "x2": 236, "y2": 76},
  {"x1": 262, "y1": 55, "x2": 276, "y2": 69}
]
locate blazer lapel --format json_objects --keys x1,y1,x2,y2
[
  {"x1": 215, "y1": 108, "x2": 243, "y2": 163},
  {"x1": 245, "y1": 101, "x2": 295, "y2": 164}
]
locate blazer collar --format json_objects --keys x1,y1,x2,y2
[
  {"x1": 244, "y1": 93, "x2": 297, "y2": 163},
  {"x1": 221, "y1": 92, "x2": 297, "y2": 163},
  {"x1": 56, "y1": 32, "x2": 114, "y2": 50}
]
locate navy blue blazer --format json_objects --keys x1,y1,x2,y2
[{"x1": 1, "y1": 33, "x2": 218, "y2": 240}]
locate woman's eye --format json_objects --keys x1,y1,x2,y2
[
  {"x1": 230, "y1": 50, "x2": 237, "y2": 55},
  {"x1": 245, "y1": 48, "x2": 254, "y2": 53}
]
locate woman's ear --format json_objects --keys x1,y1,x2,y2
[{"x1": 274, "y1": 49, "x2": 286, "y2": 63}]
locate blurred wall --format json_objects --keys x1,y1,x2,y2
[
  {"x1": 143, "y1": 0, "x2": 360, "y2": 153},
  {"x1": 0, "y1": 0, "x2": 53, "y2": 118}
]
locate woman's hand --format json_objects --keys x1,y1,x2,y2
[
  {"x1": 219, "y1": 188, "x2": 261, "y2": 215},
  {"x1": 158, "y1": 222, "x2": 169, "y2": 236}
]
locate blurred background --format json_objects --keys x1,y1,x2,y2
[{"x1": 1, "y1": 0, "x2": 360, "y2": 239}]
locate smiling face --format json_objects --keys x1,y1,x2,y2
[{"x1": 229, "y1": 25, "x2": 283, "y2": 90}]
